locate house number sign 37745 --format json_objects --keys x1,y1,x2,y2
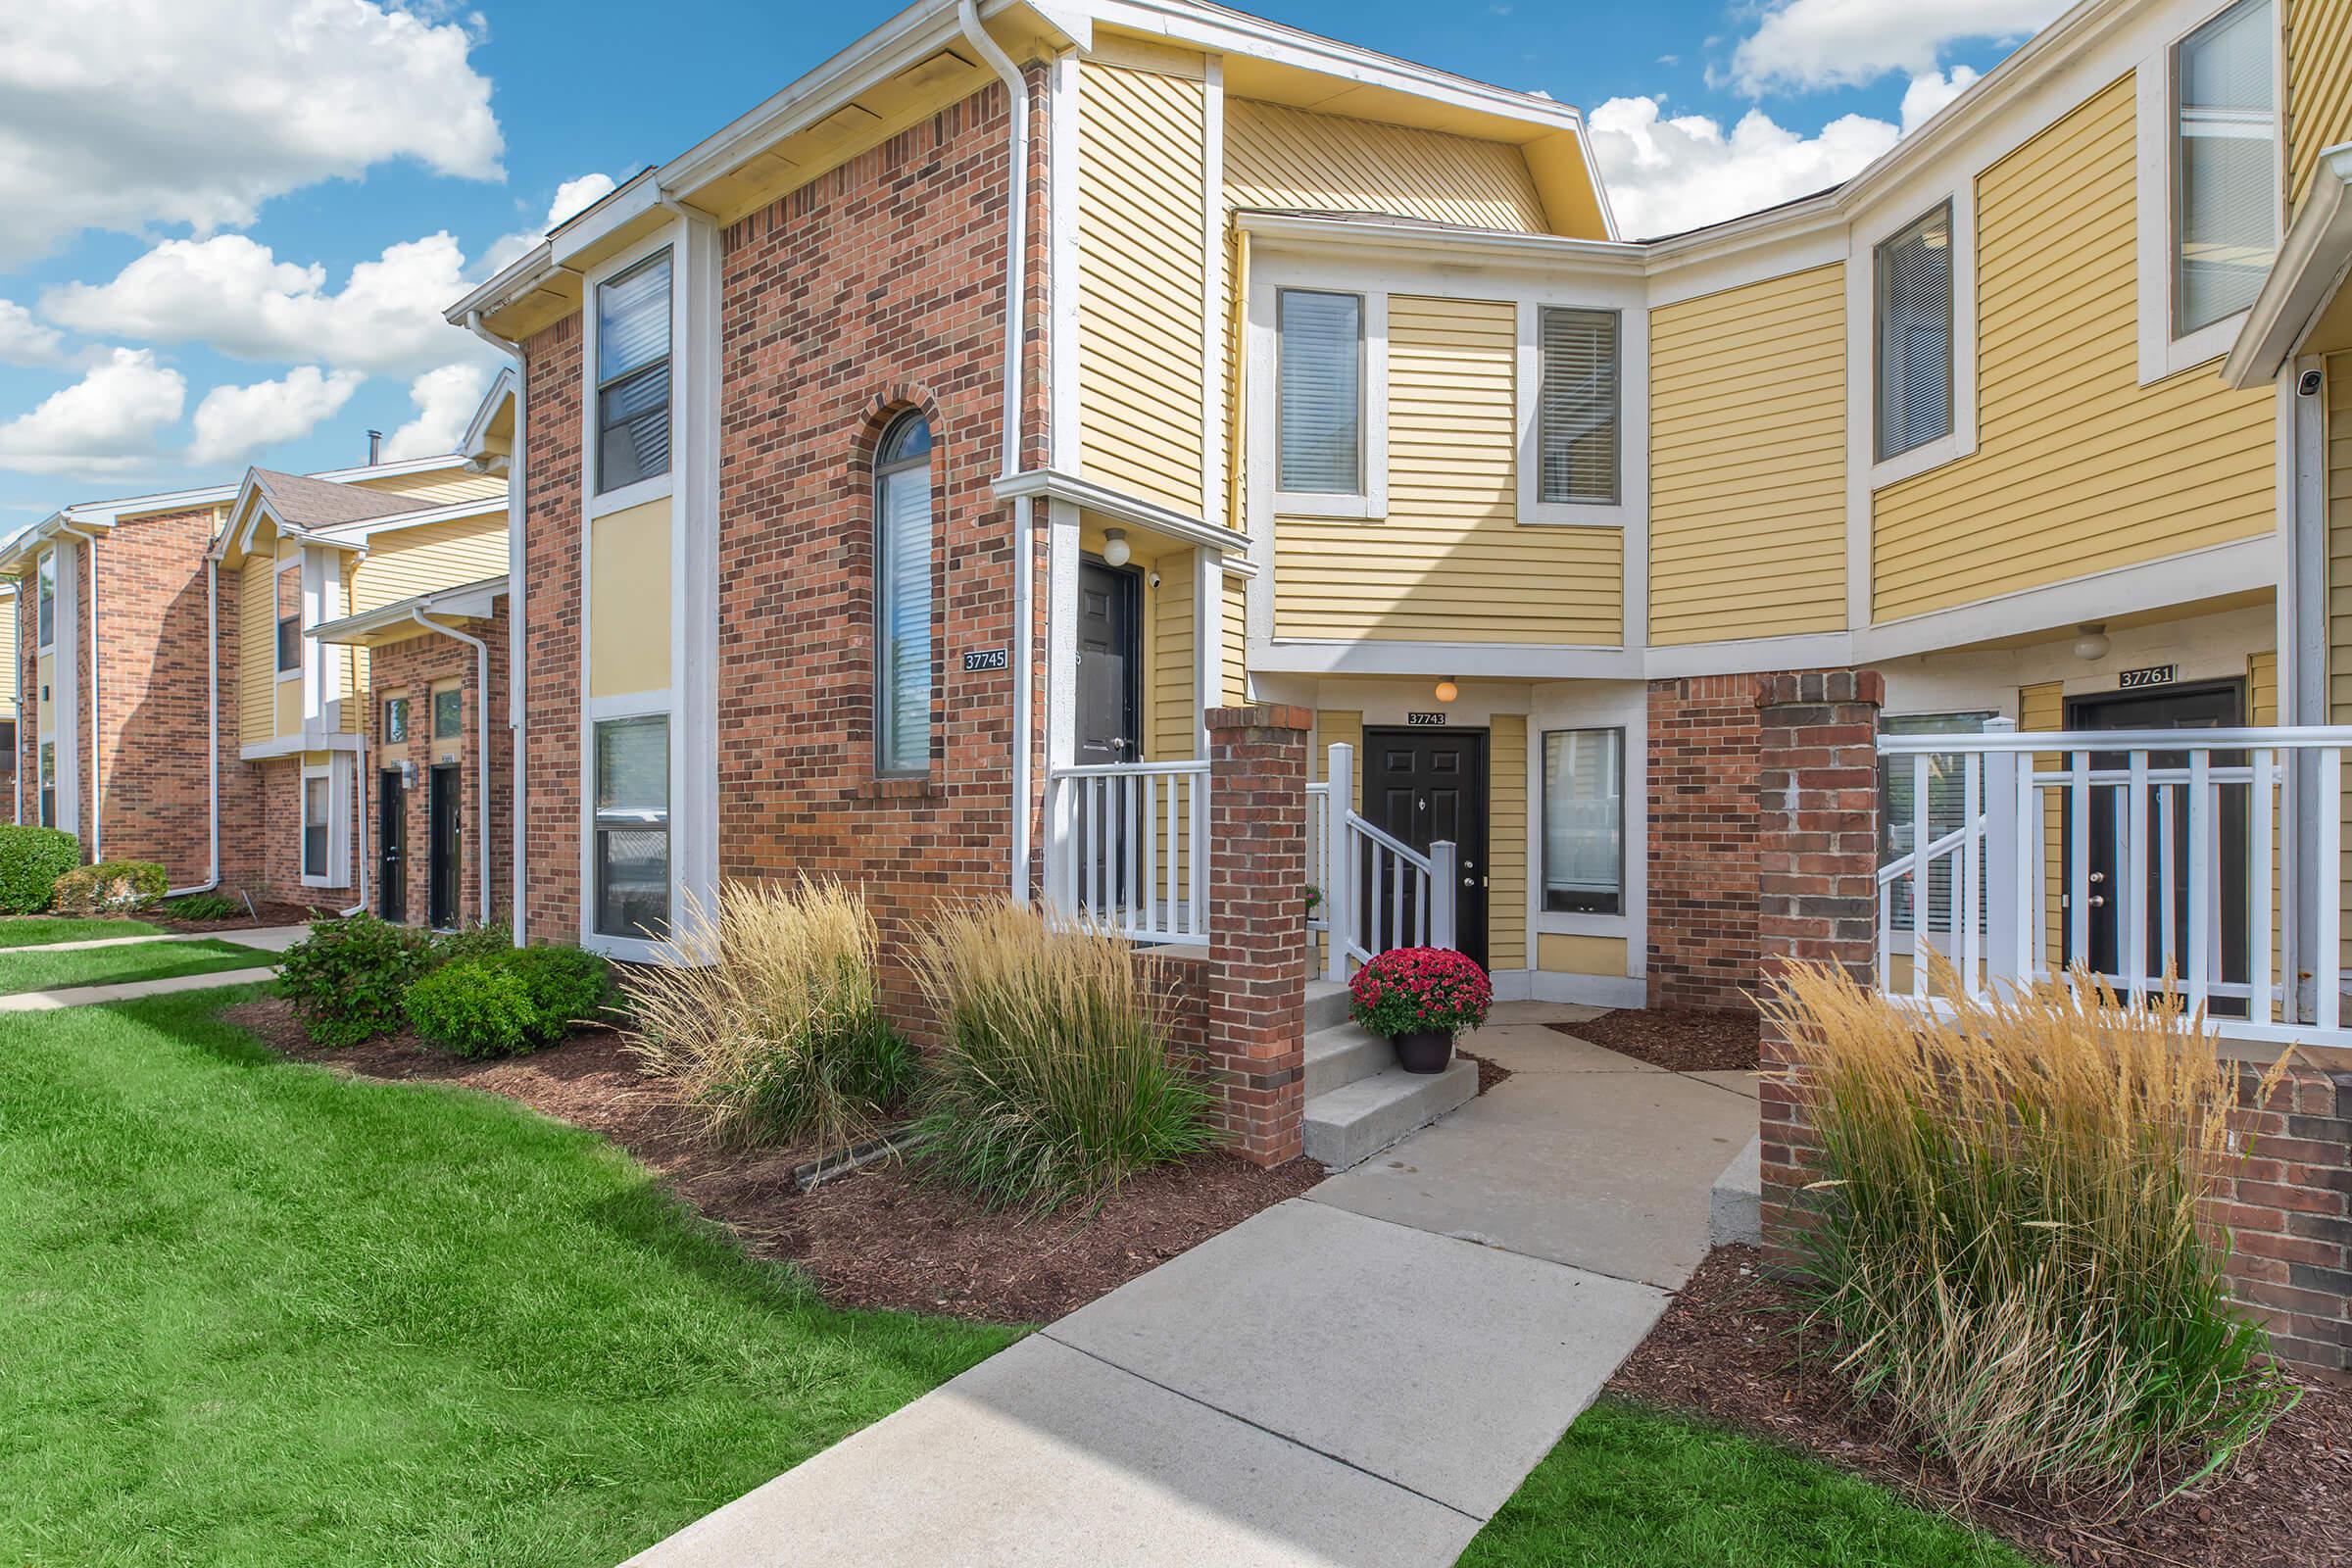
[{"x1": 961, "y1": 647, "x2": 1009, "y2": 673}]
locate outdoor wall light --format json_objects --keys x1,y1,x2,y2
[
  {"x1": 1102, "y1": 528, "x2": 1131, "y2": 567},
  {"x1": 2072, "y1": 623, "x2": 2111, "y2": 662},
  {"x1": 1434, "y1": 677, "x2": 1459, "y2": 704}
]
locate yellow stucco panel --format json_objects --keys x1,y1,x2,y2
[
  {"x1": 274, "y1": 673, "x2": 303, "y2": 737},
  {"x1": 1146, "y1": 549, "x2": 1196, "y2": 761},
  {"x1": 1077, "y1": 59, "x2": 1208, "y2": 518},
  {"x1": 1873, "y1": 74, "x2": 2274, "y2": 622},
  {"x1": 1223, "y1": 100, "x2": 1550, "y2": 234},
  {"x1": 1537, "y1": 933, "x2": 1628, "y2": 976},
  {"x1": 35, "y1": 651, "x2": 53, "y2": 737},
  {"x1": 1649, "y1": 264, "x2": 1846, "y2": 644},
  {"x1": 2290, "y1": 0, "x2": 2352, "y2": 215},
  {"x1": 590, "y1": 497, "x2": 672, "y2": 700},
  {"x1": 1488, "y1": 714, "x2": 1528, "y2": 971},
  {"x1": 1276, "y1": 294, "x2": 1622, "y2": 644}
]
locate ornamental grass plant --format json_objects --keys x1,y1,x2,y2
[
  {"x1": 623, "y1": 878, "x2": 915, "y2": 1157},
  {"x1": 1764, "y1": 954, "x2": 2296, "y2": 1512},
  {"x1": 913, "y1": 902, "x2": 1219, "y2": 1213}
]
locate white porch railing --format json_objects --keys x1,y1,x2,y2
[
  {"x1": 1315, "y1": 741, "x2": 1458, "y2": 983},
  {"x1": 1876, "y1": 722, "x2": 2352, "y2": 1047},
  {"x1": 1045, "y1": 760, "x2": 1209, "y2": 943}
]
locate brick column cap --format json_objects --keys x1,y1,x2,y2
[
  {"x1": 1757, "y1": 669, "x2": 1885, "y2": 710},
  {"x1": 1206, "y1": 703, "x2": 1312, "y2": 734}
]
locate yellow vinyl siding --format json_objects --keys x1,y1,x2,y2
[
  {"x1": 349, "y1": 516, "x2": 507, "y2": 616},
  {"x1": 1223, "y1": 101, "x2": 1549, "y2": 233},
  {"x1": 2289, "y1": 0, "x2": 2352, "y2": 214},
  {"x1": 1872, "y1": 74, "x2": 2275, "y2": 621},
  {"x1": 1220, "y1": 574, "x2": 1247, "y2": 706},
  {"x1": 239, "y1": 556, "x2": 275, "y2": 746},
  {"x1": 1077, "y1": 60, "x2": 1208, "y2": 517},
  {"x1": 345, "y1": 468, "x2": 508, "y2": 505},
  {"x1": 1314, "y1": 710, "x2": 1363, "y2": 787},
  {"x1": 1147, "y1": 553, "x2": 1196, "y2": 761},
  {"x1": 340, "y1": 557, "x2": 363, "y2": 733},
  {"x1": 1489, "y1": 714, "x2": 1527, "y2": 971},
  {"x1": 1276, "y1": 295, "x2": 1623, "y2": 644},
  {"x1": 2019, "y1": 680, "x2": 2065, "y2": 970},
  {"x1": 1648, "y1": 265, "x2": 1846, "y2": 643}
]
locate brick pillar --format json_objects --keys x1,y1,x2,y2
[
  {"x1": 1753, "y1": 668, "x2": 1883, "y2": 1261},
  {"x1": 1205, "y1": 703, "x2": 1310, "y2": 1166}
]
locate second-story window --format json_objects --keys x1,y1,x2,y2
[
  {"x1": 1277, "y1": 288, "x2": 1363, "y2": 495},
  {"x1": 275, "y1": 563, "x2": 301, "y2": 674},
  {"x1": 35, "y1": 549, "x2": 53, "y2": 649},
  {"x1": 875, "y1": 412, "x2": 934, "y2": 777},
  {"x1": 2175, "y1": 0, "x2": 2276, "y2": 333},
  {"x1": 1875, "y1": 202, "x2": 1954, "y2": 462},
  {"x1": 1538, "y1": 308, "x2": 1621, "y2": 505},
  {"x1": 597, "y1": 250, "x2": 673, "y2": 494}
]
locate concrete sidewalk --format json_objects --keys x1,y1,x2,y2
[
  {"x1": 0, "y1": 923, "x2": 309, "y2": 956},
  {"x1": 0, "y1": 965, "x2": 282, "y2": 1012},
  {"x1": 626, "y1": 1004, "x2": 1759, "y2": 1568}
]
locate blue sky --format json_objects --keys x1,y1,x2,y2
[{"x1": 0, "y1": 0, "x2": 2060, "y2": 523}]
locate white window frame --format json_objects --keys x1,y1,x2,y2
[
  {"x1": 1850, "y1": 183, "x2": 1980, "y2": 490},
  {"x1": 1515, "y1": 300, "x2": 1644, "y2": 528},
  {"x1": 583, "y1": 690, "x2": 673, "y2": 963},
  {"x1": 299, "y1": 755, "x2": 351, "y2": 889},
  {"x1": 874, "y1": 412, "x2": 936, "y2": 779},
  {"x1": 584, "y1": 231, "x2": 681, "y2": 524},
  {"x1": 273, "y1": 559, "x2": 303, "y2": 683},
  {"x1": 2134, "y1": 0, "x2": 2284, "y2": 383},
  {"x1": 1264, "y1": 283, "x2": 1388, "y2": 521},
  {"x1": 1540, "y1": 725, "x2": 1627, "y2": 916}
]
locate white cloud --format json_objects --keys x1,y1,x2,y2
[
  {"x1": 0, "y1": 0, "x2": 500, "y2": 265},
  {"x1": 1589, "y1": 96, "x2": 1898, "y2": 238},
  {"x1": 380, "y1": 363, "x2": 492, "y2": 462},
  {"x1": 43, "y1": 231, "x2": 492, "y2": 379},
  {"x1": 1899, "y1": 65, "x2": 1982, "y2": 131},
  {"x1": 0, "y1": 300, "x2": 65, "y2": 368},
  {"x1": 187, "y1": 366, "x2": 364, "y2": 464},
  {"x1": 1727, "y1": 0, "x2": 2061, "y2": 94},
  {"x1": 479, "y1": 171, "x2": 618, "y2": 278},
  {"x1": 0, "y1": 348, "x2": 185, "y2": 477}
]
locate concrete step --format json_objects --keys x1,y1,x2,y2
[
  {"x1": 1303, "y1": 979, "x2": 1351, "y2": 1034},
  {"x1": 1304, "y1": 1057, "x2": 1479, "y2": 1170},
  {"x1": 1303, "y1": 1024, "x2": 1395, "y2": 1099}
]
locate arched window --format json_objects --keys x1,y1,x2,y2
[{"x1": 875, "y1": 412, "x2": 934, "y2": 775}]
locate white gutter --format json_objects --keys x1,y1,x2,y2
[
  {"x1": 466, "y1": 309, "x2": 528, "y2": 947},
  {"x1": 958, "y1": 0, "x2": 1036, "y2": 905},
  {"x1": 5, "y1": 585, "x2": 18, "y2": 827},
  {"x1": 168, "y1": 558, "x2": 221, "y2": 897},
  {"x1": 408, "y1": 607, "x2": 496, "y2": 929}
]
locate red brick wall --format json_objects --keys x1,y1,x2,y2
[
  {"x1": 365, "y1": 601, "x2": 511, "y2": 930},
  {"x1": 1647, "y1": 673, "x2": 1765, "y2": 1009},
  {"x1": 518, "y1": 316, "x2": 582, "y2": 946},
  {"x1": 2214, "y1": 1066, "x2": 2352, "y2": 1375},
  {"x1": 88, "y1": 509, "x2": 220, "y2": 883}
]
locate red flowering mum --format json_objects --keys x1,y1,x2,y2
[{"x1": 1348, "y1": 947, "x2": 1493, "y2": 1039}]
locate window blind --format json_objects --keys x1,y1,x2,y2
[
  {"x1": 877, "y1": 442, "x2": 933, "y2": 775},
  {"x1": 1875, "y1": 204, "x2": 1953, "y2": 462},
  {"x1": 594, "y1": 714, "x2": 670, "y2": 941},
  {"x1": 1543, "y1": 728, "x2": 1623, "y2": 913},
  {"x1": 597, "y1": 251, "x2": 672, "y2": 492},
  {"x1": 1879, "y1": 711, "x2": 1994, "y2": 936},
  {"x1": 2176, "y1": 0, "x2": 2276, "y2": 332},
  {"x1": 1277, "y1": 290, "x2": 1362, "y2": 495},
  {"x1": 1538, "y1": 309, "x2": 1619, "y2": 505},
  {"x1": 302, "y1": 777, "x2": 329, "y2": 879}
]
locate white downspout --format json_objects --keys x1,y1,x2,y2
[
  {"x1": 82, "y1": 531, "x2": 99, "y2": 860},
  {"x1": 957, "y1": 0, "x2": 1035, "y2": 904},
  {"x1": 167, "y1": 558, "x2": 221, "y2": 897},
  {"x1": 465, "y1": 310, "x2": 526, "y2": 947},
  {"x1": 339, "y1": 737, "x2": 370, "y2": 918},
  {"x1": 410, "y1": 607, "x2": 495, "y2": 928},
  {"x1": 7, "y1": 586, "x2": 19, "y2": 827}
]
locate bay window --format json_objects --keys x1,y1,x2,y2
[
  {"x1": 1543, "y1": 728, "x2": 1624, "y2": 915},
  {"x1": 594, "y1": 713, "x2": 669, "y2": 941}
]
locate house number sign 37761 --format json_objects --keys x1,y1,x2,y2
[{"x1": 2118, "y1": 663, "x2": 2176, "y2": 690}]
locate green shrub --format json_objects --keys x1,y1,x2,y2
[
  {"x1": 277, "y1": 914, "x2": 432, "y2": 1048},
  {"x1": 624, "y1": 879, "x2": 917, "y2": 1156},
  {"x1": 1765, "y1": 956, "x2": 2296, "y2": 1512},
  {"x1": 0, "y1": 826, "x2": 80, "y2": 914},
  {"x1": 912, "y1": 903, "x2": 1218, "y2": 1213},
  {"x1": 429, "y1": 922, "x2": 513, "y2": 967},
  {"x1": 50, "y1": 860, "x2": 170, "y2": 916},
  {"x1": 165, "y1": 892, "x2": 244, "y2": 922},
  {"x1": 405, "y1": 945, "x2": 612, "y2": 1059}
]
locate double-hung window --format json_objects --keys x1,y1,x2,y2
[
  {"x1": 301, "y1": 773, "x2": 331, "y2": 881},
  {"x1": 1875, "y1": 203, "x2": 1954, "y2": 462},
  {"x1": 35, "y1": 549, "x2": 53, "y2": 649},
  {"x1": 1277, "y1": 289, "x2": 1364, "y2": 496},
  {"x1": 596, "y1": 251, "x2": 673, "y2": 494},
  {"x1": 1543, "y1": 729, "x2": 1625, "y2": 915},
  {"x1": 875, "y1": 412, "x2": 934, "y2": 777},
  {"x1": 275, "y1": 563, "x2": 302, "y2": 675},
  {"x1": 2173, "y1": 0, "x2": 2276, "y2": 333},
  {"x1": 593, "y1": 713, "x2": 670, "y2": 941},
  {"x1": 1537, "y1": 309, "x2": 1621, "y2": 505}
]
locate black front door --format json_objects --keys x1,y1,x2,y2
[
  {"x1": 2064, "y1": 682, "x2": 2247, "y2": 998},
  {"x1": 428, "y1": 764, "x2": 461, "y2": 930},
  {"x1": 1076, "y1": 558, "x2": 1141, "y2": 766},
  {"x1": 1363, "y1": 727, "x2": 1490, "y2": 969},
  {"x1": 378, "y1": 769, "x2": 406, "y2": 923}
]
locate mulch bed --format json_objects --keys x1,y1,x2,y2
[
  {"x1": 154, "y1": 899, "x2": 321, "y2": 935},
  {"x1": 224, "y1": 997, "x2": 1324, "y2": 1324},
  {"x1": 1610, "y1": 1246, "x2": 2352, "y2": 1567},
  {"x1": 1552, "y1": 1005, "x2": 1760, "y2": 1072},
  {"x1": 1457, "y1": 1047, "x2": 1513, "y2": 1094}
]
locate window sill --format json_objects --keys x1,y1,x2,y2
[{"x1": 856, "y1": 775, "x2": 944, "y2": 801}]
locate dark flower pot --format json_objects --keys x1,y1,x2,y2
[{"x1": 1392, "y1": 1029, "x2": 1452, "y2": 1074}]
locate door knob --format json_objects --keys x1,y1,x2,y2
[
  {"x1": 1462, "y1": 876, "x2": 1475, "y2": 887},
  {"x1": 2088, "y1": 895, "x2": 2106, "y2": 907}
]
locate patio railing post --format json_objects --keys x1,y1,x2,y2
[{"x1": 1324, "y1": 742, "x2": 1353, "y2": 983}]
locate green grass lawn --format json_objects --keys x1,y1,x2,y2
[
  {"x1": 1459, "y1": 1399, "x2": 2039, "y2": 1568},
  {"x1": 0, "y1": 915, "x2": 166, "y2": 948},
  {"x1": 0, "y1": 937, "x2": 270, "y2": 995},
  {"x1": 0, "y1": 985, "x2": 1021, "y2": 1566}
]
